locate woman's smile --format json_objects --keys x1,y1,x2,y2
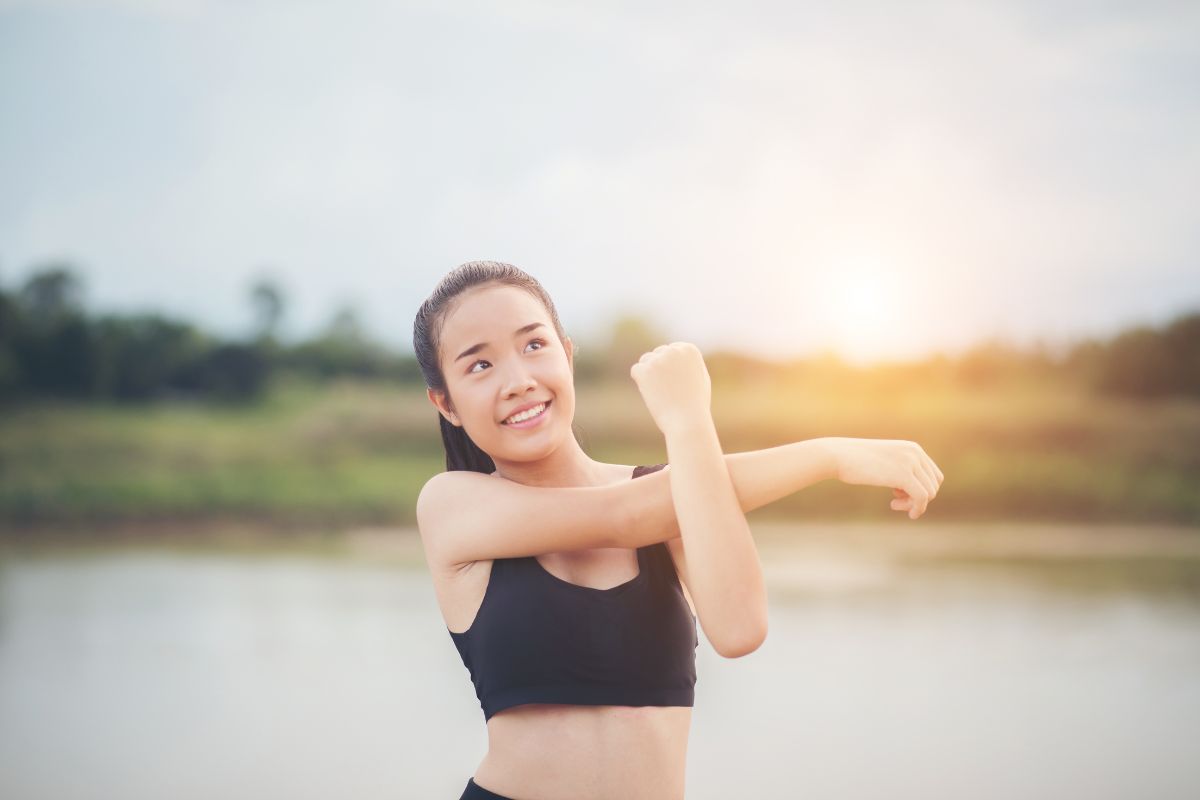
[{"x1": 501, "y1": 399, "x2": 551, "y2": 428}]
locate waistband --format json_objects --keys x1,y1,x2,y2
[{"x1": 459, "y1": 776, "x2": 514, "y2": 800}]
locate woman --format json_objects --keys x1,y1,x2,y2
[{"x1": 413, "y1": 261, "x2": 944, "y2": 799}]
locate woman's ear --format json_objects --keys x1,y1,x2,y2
[
  {"x1": 564, "y1": 336, "x2": 575, "y2": 372},
  {"x1": 427, "y1": 387, "x2": 461, "y2": 427}
]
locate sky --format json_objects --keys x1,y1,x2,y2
[{"x1": 2, "y1": 0, "x2": 1198, "y2": 365}]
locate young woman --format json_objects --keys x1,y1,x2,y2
[{"x1": 413, "y1": 261, "x2": 944, "y2": 799}]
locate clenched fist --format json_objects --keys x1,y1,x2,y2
[{"x1": 630, "y1": 342, "x2": 713, "y2": 436}]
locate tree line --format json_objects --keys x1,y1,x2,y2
[
  {"x1": 0, "y1": 263, "x2": 417, "y2": 404},
  {"x1": 1, "y1": 262, "x2": 1197, "y2": 405}
]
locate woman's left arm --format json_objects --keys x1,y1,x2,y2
[
  {"x1": 662, "y1": 415, "x2": 769, "y2": 659},
  {"x1": 628, "y1": 344, "x2": 945, "y2": 660},
  {"x1": 630, "y1": 342, "x2": 768, "y2": 660}
]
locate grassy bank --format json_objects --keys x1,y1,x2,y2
[{"x1": 3, "y1": 373, "x2": 1198, "y2": 531}]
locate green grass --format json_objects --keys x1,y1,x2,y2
[{"x1": 3, "y1": 372, "x2": 1199, "y2": 530}]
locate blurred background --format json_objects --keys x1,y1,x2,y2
[{"x1": 1, "y1": 1, "x2": 1198, "y2": 798}]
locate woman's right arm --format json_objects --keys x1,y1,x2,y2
[
  {"x1": 417, "y1": 471, "x2": 635, "y2": 571},
  {"x1": 417, "y1": 437, "x2": 842, "y2": 571},
  {"x1": 621, "y1": 438, "x2": 842, "y2": 548},
  {"x1": 624, "y1": 436, "x2": 941, "y2": 541}
]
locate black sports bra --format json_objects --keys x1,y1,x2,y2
[{"x1": 448, "y1": 463, "x2": 698, "y2": 722}]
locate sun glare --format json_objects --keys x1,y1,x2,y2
[{"x1": 818, "y1": 257, "x2": 903, "y2": 365}]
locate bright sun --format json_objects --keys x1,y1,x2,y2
[{"x1": 818, "y1": 258, "x2": 902, "y2": 364}]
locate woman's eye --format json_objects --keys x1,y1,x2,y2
[{"x1": 468, "y1": 338, "x2": 547, "y2": 374}]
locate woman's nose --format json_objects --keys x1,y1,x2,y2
[{"x1": 502, "y1": 369, "x2": 537, "y2": 396}]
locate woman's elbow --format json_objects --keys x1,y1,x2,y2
[{"x1": 714, "y1": 615, "x2": 768, "y2": 659}]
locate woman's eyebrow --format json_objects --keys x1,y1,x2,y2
[{"x1": 454, "y1": 322, "x2": 547, "y2": 363}]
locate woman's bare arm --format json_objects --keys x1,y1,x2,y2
[
  {"x1": 416, "y1": 437, "x2": 840, "y2": 572},
  {"x1": 624, "y1": 437, "x2": 840, "y2": 545},
  {"x1": 657, "y1": 415, "x2": 769, "y2": 658},
  {"x1": 416, "y1": 471, "x2": 627, "y2": 571}
]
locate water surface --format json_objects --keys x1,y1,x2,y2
[{"x1": 1, "y1": 532, "x2": 1198, "y2": 799}]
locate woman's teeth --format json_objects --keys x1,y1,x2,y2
[{"x1": 504, "y1": 402, "x2": 547, "y2": 424}]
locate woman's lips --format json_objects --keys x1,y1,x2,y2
[{"x1": 502, "y1": 399, "x2": 551, "y2": 428}]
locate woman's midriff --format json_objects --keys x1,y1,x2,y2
[{"x1": 473, "y1": 703, "x2": 691, "y2": 800}]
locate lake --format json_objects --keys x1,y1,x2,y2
[{"x1": 1, "y1": 522, "x2": 1198, "y2": 799}]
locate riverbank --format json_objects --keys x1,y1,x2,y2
[
  {"x1": 6, "y1": 520, "x2": 1199, "y2": 598},
  {"x1": 4, "y1": 378, "x2": 1200, "y2": 527}
]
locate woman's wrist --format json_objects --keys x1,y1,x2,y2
[
  {"x1": 659, "y1": 413, "x2": 719, "y2": 444},
  {"x1": 802, "y1": 437, "x2": 843, "y2": 483}
]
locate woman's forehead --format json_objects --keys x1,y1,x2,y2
[{"x1": 441, "y1": 286, "x2": 549, "y2": 353}]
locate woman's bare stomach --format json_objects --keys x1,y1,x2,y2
[{"x1": 474, "y1": 702, "x2": 692, "y2": 800}]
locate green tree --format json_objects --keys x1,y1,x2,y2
[
  {"x1": 249, "y1": 274, "x2": 286, "y2": 342},
  {"x1": 1096, "y1": 326, "x2": 1175, "y2": 398},
  {"x1": 603, "y1": 313, "x2": 667, "y2": 380},
  {"x1": 18, "y1": 262, "x2": 84, "y2": 326},
  {"x1": 1162, "y1": 312, "x2": 1200, "y2": 395}
]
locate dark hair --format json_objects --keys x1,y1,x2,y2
[{"x1": 413, "y1": 260, "x2": 578, "y2": 473}]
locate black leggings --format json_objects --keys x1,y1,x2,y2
[{"x1": 459, "y1": 776, "x2": 515, "y2": 800}]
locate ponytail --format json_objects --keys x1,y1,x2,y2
[{"x1": 437, "y1": 413, "x2": 496, "y2": 474}]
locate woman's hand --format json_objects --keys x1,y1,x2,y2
[
  {"x1": 827, "y1": 438, "x2": 944, "y2": 519},
  {"x1": 630, "y1": 342, "x2": 713, "y2": 436}
]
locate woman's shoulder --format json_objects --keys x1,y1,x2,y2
[{"x1": 430, "y1": 463, "x2": 645, "y2": 485}]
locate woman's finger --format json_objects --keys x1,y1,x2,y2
[
  {"x1": 905, "y1": 476, "x2": 929, "y2": 519},
  {"x1": 910, "y1": 464, "x2": 936, "y2": 508},
  {"x1": 927, "y1": 456, "x2": 944, "y2": 485},
  {"x1": 916, "y1": 461, "x2": 939, "y2": 501}
]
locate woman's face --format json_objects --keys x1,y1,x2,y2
[{"x1": 430, "y1": 284, "x2": 575, "y2": 463}]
